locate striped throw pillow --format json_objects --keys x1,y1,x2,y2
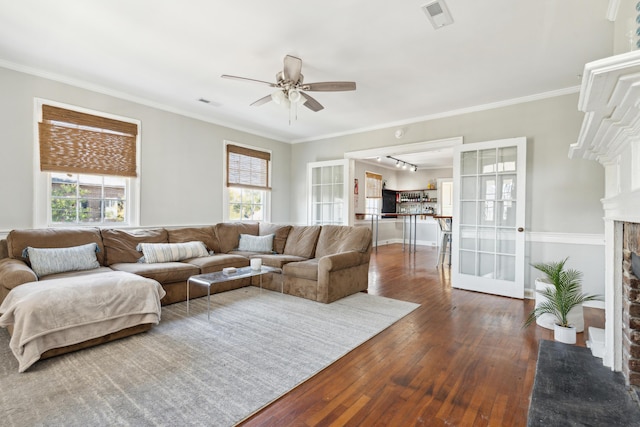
[{"x1": 137, "y1": 241, "x2": 210, "y2": 263}]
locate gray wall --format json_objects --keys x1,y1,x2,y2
[
  {"x1": 291, "y1": 93, "x2": 605, "y2": 234},
  {"x1": 0, "y1": 64, "x2": 606, "y2": 298},
  {"x1": 0, "y1": 66, "x2": 291, "y2": 230},
  {"x1": 291, "y1": 93, "x2": 606, "y2": 297}
]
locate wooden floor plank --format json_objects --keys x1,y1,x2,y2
[{"x1": 240, "y1": 244, "x2": 604, "y2": 426}]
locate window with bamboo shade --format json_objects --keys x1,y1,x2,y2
[
  {"x1": 226, "y1": 143, "x2": 272, "y2": 222},
  {"x1": 364, "y1": 171, "x2": 383, "y2": 215},
  {"x1": 39, "y1": 105, "x2": 138, "y2": 177},
  {"x1": 365, "y1": 171, "x2": 383, "y2": 198},
  {"x1": 37, "y1": 102, "x2": 140, "y2": 226}
]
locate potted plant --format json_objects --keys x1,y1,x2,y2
[{"x1": 524, "y1": 258, "x2": 601, "y2": 344}]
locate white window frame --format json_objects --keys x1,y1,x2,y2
[
  {"x1": 222, "y1": 140, "x2": 271, "y2": 223},
  {"x1": 33, "y1": 98, "x2": 141, "y2": 228},
  {"x1": 364, "y1": 171, "x2": 382, "y2": 215}
]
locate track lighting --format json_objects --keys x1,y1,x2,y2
[{"x1": 387, "y1": 156, "x2": 417, "y2": 172}]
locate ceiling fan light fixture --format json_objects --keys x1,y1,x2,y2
[
  {"x1": 288, "y1": 89, "x2": 302, "y2": 103},
  {"x1": 271, "y1": 90, "x2": 285, "y2": 105}
]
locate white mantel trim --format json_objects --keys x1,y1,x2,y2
[
  {"x1": 571, "y1": 50, "x2": 640, "y2": 373},
  {"x1": 569, "y1": 50, "x2": 640, "y2": 163}
]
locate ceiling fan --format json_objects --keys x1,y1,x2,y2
[{"x1": 221, "y1": 55, "x2": 356, "y2": 112}]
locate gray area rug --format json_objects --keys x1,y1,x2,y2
[
  {"x1": 0, "y1": 287, "x2": 418, "y2": 427},
  {"x1": 528, "y1": 339, "x2": 640, "y2": 427}
]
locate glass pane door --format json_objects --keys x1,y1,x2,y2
[
  {"x1": 453, "y1": 138, "x2": 526, "y2": 298},
  {"x1": 308, "y1": 159, "x2": 349, "y2": 225}
]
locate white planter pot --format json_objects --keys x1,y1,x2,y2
[
  {"x1": 534, "y1": 278, "x2": 584, "y2": 333},
  {"x1": 554, "y1": 323, "x2": 577, "y2": 344}
]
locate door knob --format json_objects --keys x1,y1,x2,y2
[{"x1": 517, "y1": 227, "x2": 524, "y2": 232}]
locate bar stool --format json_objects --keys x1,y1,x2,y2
[{"x1": 435, "y1": 216, "x2": 452, "y2": 267}]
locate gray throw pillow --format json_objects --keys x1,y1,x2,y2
[{"x1": 24, "y1": 243, "x2": 100, "y2": 278}]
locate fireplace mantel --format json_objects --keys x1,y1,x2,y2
[
  {"x1": 569, "y1": 50, "x2": 640, "y2": 167},
  {"x1": 569, "y1": 49, "x2": 640, "y2": 374}
]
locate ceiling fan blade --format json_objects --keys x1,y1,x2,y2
[
  {"x1": 283, "y1": 55, "x2": 303, "y2": 83},
  {"x1": 221, "y1": 75, "x2": 277, "y2": 87},
  {"x1": 250, "y1": 94, "x2": 273, "y2": 107},
  {"x1": 300, "y1": 92, "x2": 324, "y2": 112},
  {"x1": 301, "y1": 81, "x2": 356, "y2": 92}
]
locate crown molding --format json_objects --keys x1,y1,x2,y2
[
  {"x1": 291, "y1": 86, "x2": 580, "y2": 144},
  {"x1": 0, "y1": 59, "x2": 287, "y2": 144}
]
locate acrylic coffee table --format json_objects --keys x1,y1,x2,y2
[{"x1": 186, "y1": 265, "x2": 282, "y2": 320}]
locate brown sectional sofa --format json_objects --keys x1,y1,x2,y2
[
  {"x1": 0, "y1": 222, "x2": 372, "y2": 366},
  {"x1": 0, "y1": 222, "x2": 372, "y2": 306}
]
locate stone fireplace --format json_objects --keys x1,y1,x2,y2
[
  {"x1": 569, "y1": 49, "x2": 640, "y2": 385},
  {"x1": 623, "y1": 222, "x2": 640, "y2": 387}
]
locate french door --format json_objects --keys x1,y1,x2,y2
[
  {"x1": 307, "y1": 159, "x2": 350, "y2": 225},
  {"x1": 452, "y1": 137, "x2": 527, "y2": 298}
]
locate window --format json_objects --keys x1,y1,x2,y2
[
  {"x1": 50, "y1": 173, "x2": 127, "y2": 223},
  {"x1": 225, "y1": 143, "x2": 271, "y2": 222},
  {"x1": 35, "y1": 101, "x2": 140, "y2": 227},
  {"x1": 365, "y1": 171, "x2": 382, "y2": 215}
]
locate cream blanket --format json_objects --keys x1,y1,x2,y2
[{"x1": 0, "y1": 271, "x2": 166, "y2": 372}]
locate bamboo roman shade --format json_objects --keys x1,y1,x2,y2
[
  {"x1": 226, "y1": 144, "x2": 271, "y2": 190},
  {"x1": 365, "y1": 171, "x2": 383, "y2": 198},
  {"x1": 39, "y1": 105, "x2": 138, "y2": 177}
]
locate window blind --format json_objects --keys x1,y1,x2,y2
[
  {"x1": 365, "y1": 171, "x2": 383, "y2": 198},
  {"x1": 39, "y1": 105, "x2": 138, "y2": 177},
  {"x1": 226, "y1": 144, "x2": 271, "y2": 190}
]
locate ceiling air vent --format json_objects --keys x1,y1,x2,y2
[{"x1": 421, "y1": 0, "x2": 454, "y2": 29}]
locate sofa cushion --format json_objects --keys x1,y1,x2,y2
[
  {"x1": 0, "y1": 239, "x2": 8, "y2": 260},
  {"x1": 110, "y1": 262, "x2": 199, "y2": 284},
  {"x1": 24, "y1": 243, "x2": 101, "y2": 278},
  {"x1": 255, "y1": 254, "x2": 308, "y2": 269},
  {"x1": 167, "y1": 226, "x2": 219, "y2": 253},
  {"x1": 283, "y1": 226, "x2": 321, "y2": 258},
  {"x1": 315, "y1": 225, "x2": 372, "y2": 258},
  {"x1": 137, "y1": 242, "x2": 210, "y2": 263},
  {"x1": 40, "y1": 266, "x2": 114, "y2": 281},
  {"x1": 259, "y1": 223, "x2": 292, "y2": 254},
  {"x1": 238, "y1": 234, "x2": 274, "y2": 253},
  {"x1": 7, "y1": 228, "x2": 105, "y2": 265},
  {"x1": 183, "y1": 254, "x2": 250, "y2": 274},
  {"x1": 214, "y1": 222, "x2": 259, "y2": 253},
  {"x1": 283, "y1": 259, "x2": 319, "y2": 281},
  {"x1": 102, "y1": 228, "x2": 168, "y2": 265}
]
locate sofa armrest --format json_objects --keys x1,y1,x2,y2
[
  {"x1": 318, "y1": 250, "x2": 364, "y2": 272},
  {"x1": 0, "y1": 258, "x2": 38, "y2": 291}
]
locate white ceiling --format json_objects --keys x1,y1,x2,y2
[{"x1": 0, "y1": 0, "x2": 613, "y2": 145}]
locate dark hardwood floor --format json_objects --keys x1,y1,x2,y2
[{"x1": 241, "y1": 244, "x2": 604, "y2": 427}]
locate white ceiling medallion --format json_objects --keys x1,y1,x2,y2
[{"x1": 421, "y1": 0, "x2": 454, "y2": 29}]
